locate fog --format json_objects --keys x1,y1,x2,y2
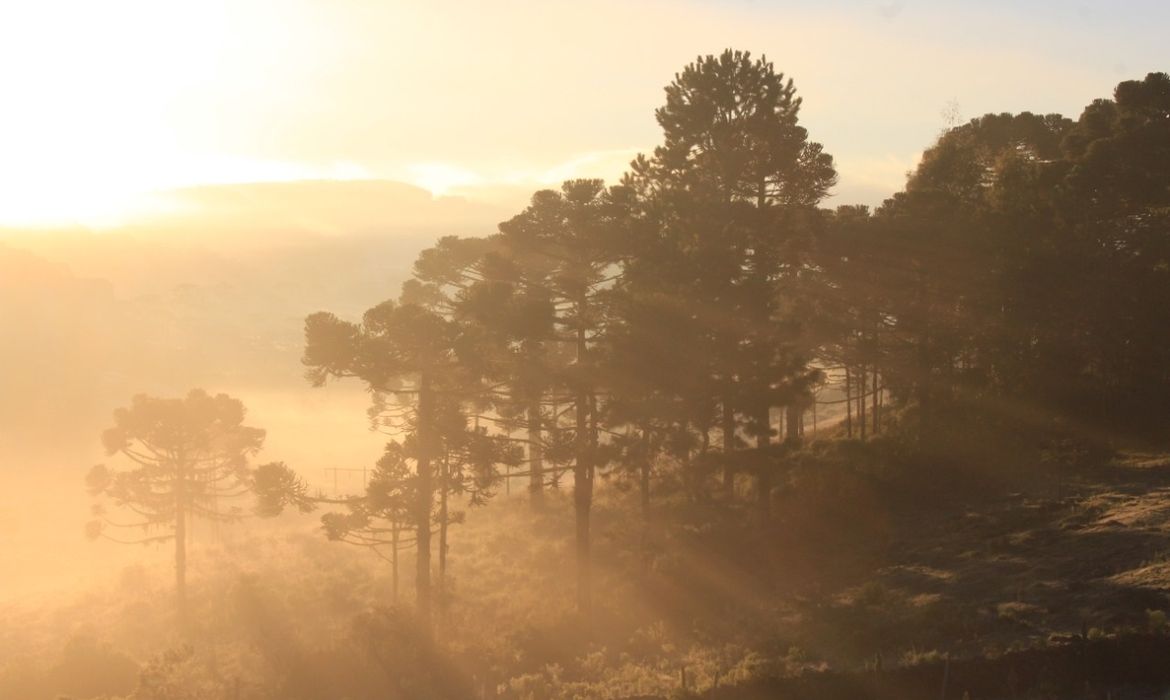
[{"x1": 3, "y1": 32, "x2": 1170, "y2": 700}]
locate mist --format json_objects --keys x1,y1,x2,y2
[{"x1": 4, "y1": 7, "x2": 1170, "y2": 699}]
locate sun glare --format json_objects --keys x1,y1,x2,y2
[
  {"x1": 405, "y1": 162, "x2": 484, "y2": 198},
  {"x1": 0, "y1": 1, "x2": 329, "y2": 228}
]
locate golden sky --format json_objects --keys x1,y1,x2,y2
[{"x1": 0, "y1": 0, "x2": 1165, "y2": 227}]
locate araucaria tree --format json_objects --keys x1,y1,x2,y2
[
  {"x1": 495, "y1": 180, "x2": 628, "y2": 618},
  {"x1": 86, "y1": 390, "x2": 266, "y2": 624},
  {"x1": 296, "y1": 291, "x2": 519, "y2": 626}
]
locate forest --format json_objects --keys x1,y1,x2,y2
[{"x1": 4, "y1": 49, "x2": 1170, "y2": 699}]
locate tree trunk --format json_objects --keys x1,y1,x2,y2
[
  {"x1": 438, "y1": 455, "x2": 449, "y2": 598},
  {"x1": 721, "y1": 398, "x2": 735, "y2": 500},
  {"x1": 175, "y1": 491, "x2": 187, "y2": 628},
  {"x1": 415, "y1": 373, "x2": 433, "y2": 627},
  {"x1": 696, "y1": 422, "x2": 711, "y2": 501},
  {"x1": 639, "y1": 428, "x2": 651, "y2": 519},
  {"x1": 174, "y1": 449, "x2": 188, "y2": 629},
  {"x1": 574, "y1": 298, "x2": 594, "y2": 621},
  {"x1": 528, "y1": 402, "x2": 544, "y2": 507},
  {"x1": 872, "y1": 368, "x2": 880, "y2": 435},
  {"x1": 859, "y1": 365, "x2": 868, "y2": 441},
  {"x1": 391, "y1": 524, "x2": 400, "y2": 604},
  {"x1": 786, "y1": 401, "x2": 802, "y2": 445},
  {"x1": 574, "y1": 391, "x2": 593, "y2": 620},
  {"x1": 640, "y1": 428, "x2": 653, "y2": 575},
  {"x1": 918, "y1": 334, "x2": 932, "y2": 439},
  {"x1": 756, "y1": 406, "x2": 771, "y2": 522},
  {"x1": 845, "y1": 367, "x2": 853, "y2": 438},
  {"x1": 812, "y1": 393, "x2": 818, "y2": 437},
  {"x1": 916, "y1": 268, "x2": 932, "y2": 440}
]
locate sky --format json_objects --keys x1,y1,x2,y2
[{"x1": 0, "y1": 0, "x2": 1166, "y2": 228}]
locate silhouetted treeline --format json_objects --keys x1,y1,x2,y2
[
  {"x1": 823, "y1": 75, "x2": 1170, "y2": 452},
  {"x1": 248, "y1": 52, "x2": 1170, "y2": 632}
]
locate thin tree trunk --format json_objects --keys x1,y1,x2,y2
[
  {"x1": 918, "y1": 334, "x2": 932, "y2": 439},
  {"x1": 574, "y1": 392, "x2": 593, "y2": 620},
  {"x1": 787, "y1": 401, "x2": 801, "y2": 445},
  {"x1": 916, "y1": 269, "x2": 932, "y2": 440},
  {"x1": 438, "y1": 456, "x2": 449, "y2": 589},
  {"x1": 574, "y1": 297, "x2": 594, "y2": 621},
  {"x1": 756, "y1": 407, "x2": 771, "y2": 522},
  {"x1": 528, "y1": 402, "x2": 544, "y2": 507},
  {"x1": 845, "y1": 367, "x2": 853, "y2": 438},
  {"x1": 696, "y1": 422, "x2": 710, "y2": 501},
  {"x1": 392, "y1": 524, "x2": 400, "y2": 604},
  {"x1": 640, "y1": 428, "x2": 653, "y2": 575},
  {"x1": 872, "y1": 367, "x2": 880, "y2": 435},
  {"x1": 812, "y1": 393, "x2": 818, "y2": 437},
  {"x1": 639, "y1": 428, "x2": 651, "y2": 519},
  {"x1": 175, "y1": 484, "x2": 188, "y2": 628},
  {"x1": 174, "y1": 447, "x2": 188, "y2": 630},
  {"x1": 721, "y1": 398, "x2": 735, "y2": 500},
  {"x1": 415, "y1": 373, "x2": 433, "y2": 627},
  {"x1": 859, "y1": 365, "x2": 868, "y2": 441}
]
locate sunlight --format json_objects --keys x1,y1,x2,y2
[
  {"x1": 0, "y1": 2, "x2": 223, "y2": 226},
  {"x1": 405, "y1": 162, "x2": 484, "y2": 197},
  {"x1": 0, "y1": 0, "x2": 344, "y2": 228}
]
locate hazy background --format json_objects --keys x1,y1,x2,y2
[
  {"x1": 0, "y1": 182, "x2": 511, "y2": 600},
  {"x1": 2, "y1": 0, "x2": 1169, "y2": 647}
]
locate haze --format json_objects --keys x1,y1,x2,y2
[{"x1": 3, "y1": 2, "x2": 1170, "y2": 699}]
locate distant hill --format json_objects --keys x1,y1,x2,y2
[
  {"x1": 124, "y1": 179, "x2": 508, "y2": 243},
  {"x1": 2, "y1": 179, "x2": 509, "y2": 289}
]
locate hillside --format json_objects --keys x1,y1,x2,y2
[{"x1": 5, "y1": 451, "x2": 1170, "y2": 699}]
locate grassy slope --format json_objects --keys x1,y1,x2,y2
[{"x1": 5, "y1": 454, "x2": 1170, "y2": 699}]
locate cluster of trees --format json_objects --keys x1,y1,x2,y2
[
  {"x1": 823, "y1": 74, "x2": 1170, "y2": 447},
  {"x1": 90, "y1": 51, "x2": 1170, "y2": 634}
]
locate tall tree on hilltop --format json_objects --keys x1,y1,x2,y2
[{"x1": 627, "y1": 49, "x2": 835, "y2": 516}]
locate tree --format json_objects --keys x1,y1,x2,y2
[
  {"x1": 626, "y1": 49, "x2": 835, "y2": 516},
  {"x1": 495, "y1": 179, "x2": 628, "y2": 619},
  {"x1": 1057, "y1": 72, "x2": 1170, "y2": 437},
  {"x1": 86, "y1": 389, "x2": 266, "y2": 625},
  {"x1": 299, "y1": 299, "x2": 461, "y2": 626},
  {"x1": 409, "y1": 235, "x2": 559, "y2": 507}
]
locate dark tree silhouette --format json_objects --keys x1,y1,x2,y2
[
  {"x1": 494, "y1": 179, "x2": 629, "y2": 619},
  {"x1": 626, "y1": 49, "x2": 835, "y2": 517}
]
